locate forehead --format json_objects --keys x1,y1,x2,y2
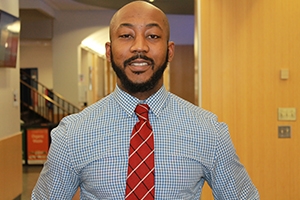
[{"x1": 111, "y1": 3, "x2": 168, "y2": 32}]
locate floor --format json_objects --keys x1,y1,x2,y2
[
  {"x1": 22, "y1": 165, "x2": 43, "y2": 200},
  {"x1": 22, "y1": 165, "x2": 80, "y2": 200}
]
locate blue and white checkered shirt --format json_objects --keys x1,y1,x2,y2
[{"x1": 32, "y1": 85, "x2": 259, "y2": 199}]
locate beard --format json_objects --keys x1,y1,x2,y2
[{"x1": 110, "y1": 49, "x2": 169, "y2": 94}]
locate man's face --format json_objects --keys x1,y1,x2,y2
[{"x1": 105, "y1": 2, "x2": 174, "y2": 95}]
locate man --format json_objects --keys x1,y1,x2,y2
[{"x1": 32, "y1": 1, "x2": 259, "y2": 199}]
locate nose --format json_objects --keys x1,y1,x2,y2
[{"x1": 130, "y1": 35, "x2": 150, "y2": 53}]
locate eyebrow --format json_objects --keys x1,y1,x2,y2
[{"x1": 119, "y1": 22, "x2": 163, "y2": 31}]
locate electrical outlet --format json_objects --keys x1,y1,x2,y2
[
  {"x1": 278, "y1": 126, "x2": 291, "y2": 138},
  {"x1": 278, "y1": 108, "x2": 296, "y2": 121}
]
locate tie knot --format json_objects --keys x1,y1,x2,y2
[{"x1": 135, "y1": 104, "x2": 150, "y2": 121}]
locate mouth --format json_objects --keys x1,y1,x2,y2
[
  {"x1": 128, "y1": 59, "x2": 152, "y2": 72},
  {"x1": 123, "y1": 53, "x2": 155, "y2": 74},
  {"x1": 130, "y1": 62, "x2": 149, "y2": 67}
]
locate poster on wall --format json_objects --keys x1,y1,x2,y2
[{"x1": 27, "y1": 128, "x2": 49, "y2": 164}]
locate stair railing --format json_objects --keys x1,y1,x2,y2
[{"x1": 20, "y1": 71, "x2": 81, "y2": 124}]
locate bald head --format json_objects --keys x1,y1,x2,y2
[
  {"x1": 109, "y1": 1, "x2": 170, "y2": 41},
  {"x1": 105, "y1": 0, "x2": 175, "y2": 99}
]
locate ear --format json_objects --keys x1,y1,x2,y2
[
  {"x1": 167, "y1": 41, "x2": 175, "y2": 62},
  {"x1": 105, "y1": 42, "x2": 111, "y2": 62}
]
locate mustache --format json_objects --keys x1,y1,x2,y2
[{"x1": 123, "y1": 53, "x2": 154, "y2": 67}]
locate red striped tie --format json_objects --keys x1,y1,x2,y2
[{"x1": 125, "y1": 104, "x2": 155, "y2": 200}]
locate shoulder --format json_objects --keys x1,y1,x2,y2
[
  {"x1": 166, "y1": 93, "x2": 229, "y2": 138},
  {"x1": 62, "y1": 94, "x2": 114, "y2": 125},
  {"x1": 168, "y1": 93, "x2": 218, "y2": 122},
  {"x1": 51, "y1": 94, "x2": 116, "y2": 142}
]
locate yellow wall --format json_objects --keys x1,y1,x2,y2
[
  {"x1": 0, "y1": 133, "x2": 22, "y2": 199},
  {"x1": 201, "y1": 0, "x2": 300, "y2": 199}
]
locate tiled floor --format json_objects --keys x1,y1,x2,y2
[{"x1": 22, "y1": 165, "x2": 43, "y2": 200}]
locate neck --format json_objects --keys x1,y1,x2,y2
[{"x1": 117, "y1": 81, "x2": 163, "y2": 100}]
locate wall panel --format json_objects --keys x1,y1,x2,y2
[
  {"x1": 201, "y1": 0, "x2": 300, "y2": 199},
  {"x1": 170, "y1": 45, "x2": 195, "y2": 103},
  {"x1": 0, "y1": 133, "x2": 22, "y2": 199}
]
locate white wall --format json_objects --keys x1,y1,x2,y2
[
  {"x1": 0, "y1": 0, "x2": 19, "y2": 16},
  {"x1": 20, "y1": 41, "x2": 53, "y2": 89},
  {"x1": 52, "y1": 10, "x2": 115, "y2": 106},
  {"x1": 0, "y1": 0, "x2": 20, "y2": 139}
]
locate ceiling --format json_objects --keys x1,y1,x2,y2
[
  {"x1": 73, "y1": 0, "x2": 194, "y2": 15},
  {"x1": 44, "y1": 0, "x2": 194, "y2": 14},
  {"x1": 41, "y1": 0, "x2": 107, "y2": 11},
  {"x1": 19, "y1": 0, "x2": 194, "y2": 54}
]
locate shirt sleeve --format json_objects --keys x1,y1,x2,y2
[
  {"x1": 207, "y1": 121, "x2": 260, "y2": 200},
  {"x1": 31, "y1": 120, "x2": 80, "y2": 199}
]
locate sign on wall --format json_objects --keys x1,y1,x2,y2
[{"x1": 26, "y1": 128, "x2": 49, "y2": 164}]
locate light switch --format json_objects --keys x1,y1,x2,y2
[
  {"x1": 280, "y1": 69, "x2": 289, "y2": 80},
  {"x1": 278, "y1": 107, "x2": 296, "y2": 121}
]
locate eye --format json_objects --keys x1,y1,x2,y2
[
  {"x1": 147, "y1": 34, "x2": 160, "y2": 39},
  {"x1": 119, "y1": 34, "x2": 133, "y2": 39}
]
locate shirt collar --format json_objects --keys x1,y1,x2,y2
[{"x1": 113, "y1": 85, "x2": 169, "y2": 117}]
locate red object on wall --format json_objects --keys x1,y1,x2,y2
[{"x1": 26, "y1": 128, "x2": 49, "y2": 165}]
